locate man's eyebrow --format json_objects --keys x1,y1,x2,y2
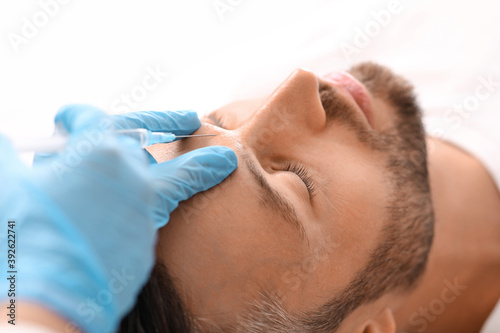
[{"x1": 241, "y1": 149, "x2": 309, "y2": 244}]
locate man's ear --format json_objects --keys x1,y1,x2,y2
[{"x1": 360, "y1": 308, "x2": 396, "y2": 333}]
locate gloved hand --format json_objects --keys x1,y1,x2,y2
[
  {"x1": 0, "y1": 105, "x2": 237, "y2": 333},
  {"x1": 111, "y1": 108, "x2": 232, "y2": 228}
]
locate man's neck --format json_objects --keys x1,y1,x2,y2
[{"x1": 395, "y1": 137, "x2": 500, "y2": 333}]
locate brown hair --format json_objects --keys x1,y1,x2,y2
[{"x1": 119, "y1": 263, "x2": 193, "y2": 333}]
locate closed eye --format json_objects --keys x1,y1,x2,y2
[
  {"x1": 205, "y1": 113, "x2": 227, "y2": 129},
  {"x1": 283, "y1": 162, "x2": 317, "y2": 200}
]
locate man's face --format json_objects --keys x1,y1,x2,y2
[{"x1": 150, "y1": 64, "x2": 429, "y2": 330}]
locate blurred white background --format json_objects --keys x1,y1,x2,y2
[
  {"x1": 0, "y1": 0, "x2": 335, "y2": 139},
  {"x1": 1, "y1": 0, "x2": 499, "y2": 163}
]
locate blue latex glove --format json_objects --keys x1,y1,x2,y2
[
  {"x1": 111, "y1": 109, "x2": 230, "y2": 227},
  {"x1": 0, "y1": 105, "x2": 237, "y2": 333}
]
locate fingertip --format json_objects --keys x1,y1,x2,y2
[
  {"x1": 175, "y1": 110, "x2": 199, "y2": 118},
  {"x1": 168, "y1": 110, "x2": 201, "y2": 132},
  {"x1": 217, "y1": 146, "x2": 238, "y2": 170},
  {"x1": 150, "y1": 145, "x2": 237, "y2": 218},
  {"x1": 198, "y1": 146, "x2": 238, "y2": 171}
]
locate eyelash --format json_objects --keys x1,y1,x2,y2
[
  {"x1": 207, "y1": 113, "x2": 226, "y2": 129},
  {"x1": 283, "y1": 162, "x2": 316, "y2": 199}
]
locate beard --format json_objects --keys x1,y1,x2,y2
[{"x1": 293, "y1": 62, "x2": 435, "y2": 332}]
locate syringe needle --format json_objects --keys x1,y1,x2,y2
[{"x1": 173, "y1": 134, "x2": 217, "y2": 139}]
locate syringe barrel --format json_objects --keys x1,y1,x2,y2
[{"x1": 114, "y1": 128, "x2": 150, "y2": 148}]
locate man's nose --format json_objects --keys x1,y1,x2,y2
[{"x1": 239, "y1": 69, "x2": 326, "y2": 153}]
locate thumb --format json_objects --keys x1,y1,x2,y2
[{"x1": 150, "y1": 146, "x2": 237, "y2": 227}]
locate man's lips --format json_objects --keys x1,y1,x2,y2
[{"x1": 321, "y1": 71, "x2": 374, "y2": 128}]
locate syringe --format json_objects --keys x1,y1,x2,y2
[{"x1": 12, "y1": 128, "x2": 216, "y2": 153}]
